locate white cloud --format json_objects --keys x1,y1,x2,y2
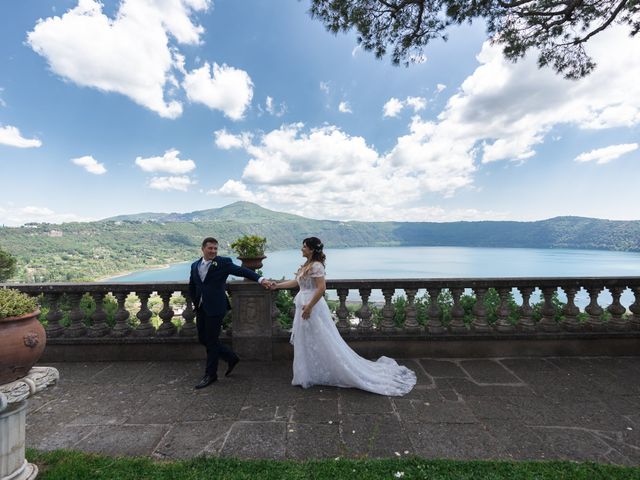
[
  {"x1": 0, "y1": 87, "x2": 5, "y2": 107},
  {"x1": 383, "y1": 98, "x2": 403, "y2": 117},
  {"x1": 575, "y1": 143, "x2": 638, "y2": 164},
  {"x1": 71, "y1": 155, "x2": 107, "y2": 174},
  {"x1": 0, "y1": 125, "x2": 42, "y2": 148},
  {"x1": 0, "y1": 205, "x2": 88, "y2": 226},
  {"x1": 319, "y1": 81, "x2": 330, "y2": 95},
  {"x1": 338, "y1": 101, "x2": 352, "y2": 113},
  {"x1": 148, "y1": 175, "x2": 194, "y2": 191},
  {"x1": 265, "y1": 96, "x2": 286, "y2": 117},
  {"x1": 26, "y1": 0, "x2": 210, "y2": 118},
  {"x1": 183, "y1": 62, "x2": 253, "y2": 120},
  {"x1": 436, "y1": 84, "x2": 446, "y2": 93},
  {"x1": 135, "y1": 149, "x2": 195, "y2": 174},
  {"x1": 214, "y1": 129, "x2": 248, "y2": 150},
  {"x1": 405, "y1": 96, "x2": 426, "y2": 112},
  {"x1": 206, "y1": 122, "x2": 476, "y2": 221},
  {"x1": 383, "y1": 96, "x2": 426, "y2": 117}
]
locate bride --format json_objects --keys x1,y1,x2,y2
[{"x1": 272, "y1": 237, "x2": 416, "y2": 396}]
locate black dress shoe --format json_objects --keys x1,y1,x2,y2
[
  {"x1": 195, "y1": 374, "x2": 217, "y2": 389},
  {"x1": 225, "y1": 357, "x2": 239, "y2": 377}
]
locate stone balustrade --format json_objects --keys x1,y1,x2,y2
[{"x1": 2, "y1": 276, "x2": 639, "y2": 361}]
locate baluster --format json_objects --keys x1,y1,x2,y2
[
  {"x1": 44, "y1": 292, "x2": 65, "y2": 338},
  {"x1": 449, "y1": 288, "x2": 466, "y2": 333},
  {"x1": 560, "y1": 286, "x2": 581, "y2": 331},
  {"x1": 133, "y1": 290, "x2": 154, "y2": 336},
  {"x1": 426, "y1": 287, "x2": 444, "y2": 334},
  {"x1": 403, "y1": 288, "x2": 420, "y2": 332},
  {"x1": 356, "y1": 288, "x2": 373, "y2": 331},
  {"x1": 607, "y1": 286, "x2": 628, "y2": 331},
  {"x1": 64, "y1": 292, "x2": 87, "y2": 337},
  {"x1": 518, "y1": 287, "x2": 535, "y2": 332},
  {"x1": 336, "y1": 288, "x2": 350, "y2": 332},
  {"x1": 471, "y1": 288, "x2": 490, "y2": 332},
  {"x1": 380, "y1": 287, "x2": 396, "y2": 332},
  {"x1": 87, "y1": 291, "x2": 110, "y2": 337},
  {"x1": 630, "y1": 287, "x2": 640, "y2": 331},
  {"x1": 180, "y1": 291, "x2": 197, "y2": 337},
  {"x1": 157, "y1": 290, "x2": 177, "y2": 336},
  {"x1": 585, "y1": 286, "x2": 605, "y2": 331},
  {"x1": 495, "y1": 287, "x2": 514, "y2": 332},
  {"x1": 538, "y1": 287, "x2": 560, "y2": 332},
  {"x1": 111, "y1": 291, "x2": 132, "y2": 337}
]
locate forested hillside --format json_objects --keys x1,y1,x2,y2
[{"x1": 1, "y1": 202, "x2": 639, "y2": 282}]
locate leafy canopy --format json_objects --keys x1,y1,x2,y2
[
  {"x1": 309, "y1": 0, "x2": 640, "y2": 78},
  {"x1": 0, "y1": 247, "x2": 17, "y2": 282}
]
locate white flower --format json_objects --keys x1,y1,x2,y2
[{"x1": 394, "y1": 472, "x2": 405, "y2": 478}]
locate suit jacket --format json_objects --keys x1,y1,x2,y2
[{"x1": 188, "y1": 256, "x2": 261, "y2": 316}]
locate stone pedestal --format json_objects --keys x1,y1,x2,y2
[
  {"x1": 0, "y1": 367, "x2": 59, "y2": 480},
  {"x1": 228, "y1": 282, "x2": 274, "y2": 361}
]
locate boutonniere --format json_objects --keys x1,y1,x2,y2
[{"x1": 211, "y1": 261, "x2": 217, "y2": 268}]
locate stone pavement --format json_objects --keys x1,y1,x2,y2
[{"x1": 25, "y1": 357, "x2": 640, "y2": 465}]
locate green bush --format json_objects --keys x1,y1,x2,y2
[
  {"x1": 230, "y1": 235, "x2": 267, "y2": 257},
  {"x1": 0, "y1": 288, "x2": 38, "y2": 318}
]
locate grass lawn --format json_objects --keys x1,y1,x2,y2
[{"x1": 28, "y1": 449, "x2": 640, "y2": 480}]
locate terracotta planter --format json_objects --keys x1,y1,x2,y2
[
  {"x1": 238, "y1": 255, "x2": 266, "y2": 272},
  {"x1": 0, "y1": 310, "x2": 46, "y2": 385}
]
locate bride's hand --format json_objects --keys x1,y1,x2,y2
[{"x1": 301, "y1": 304, "x2": 312, "y2": 319}]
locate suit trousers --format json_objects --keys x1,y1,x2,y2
[{"x1": 196, "y1": 309, "x2": 238, "y2": 377}]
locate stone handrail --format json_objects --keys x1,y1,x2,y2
[{"x1": 2, "y1": 277, "x2": 639, "y2": 360}]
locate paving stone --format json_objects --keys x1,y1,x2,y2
[
  {"x1": 446, "y1": 378, "x2": 534, "y2": 397},
  {"x1": 291, "y1": 396, "x2": 340, "y2": 424},
  {"x1": 285, "y1": 423, "x2": 344, "y2": 459},
  {"x1": 394, "y1": 398, "x2": 477, "y2": 424},
  {"x1": 419, "y1": 359, "x2": 467, "y2": 378},
  {"x1": 460, "y1": 360, "x2": 522, "y2": 384},
  {"x1": 464, "y1": 396, "x2": 519, "y2": 420},
  {"x1": 138, "y1": 361, "x2": 196, "y2": 386},
  {"x1": 339, "y1": 389, "x2": 394, "y2": 414},
  {"x1": 341, "y1": 414, "x2": 412, "y2": 458},
  {"x1": 79, "y1": 425, "x2": 169, "y2": 456},
  {"x1": 530, "y1": 427, "x2": 614, "y2": 463},
  {"x1": 27, "y1": 424, "x2": 96, "y2": 451},
  {"x1": 238, "y1": 405, "x2": 279, "y2": 421},
  {"x1": 91, "y1": 362, "x2": 153, "y2": 384},
  {"x1": 48, "y1": 362, "x2": 111, "y2": 383},
  {"x1": 219, "y1": 421, "x2": 286, "y2": 459},
  {"x1": 126, "y1": 392, "x2": 192, "y2": 423},
  {"x1": 153, "y1": 420, "x2": 234, "y2": 459},
  {"x1": 481, "y1": 419, "x2": 549, "y2": 461},
  {"x1": 183, "y1": 394, "x2": 245, "y2": 421},
  {"x1": 405, "y1": 422, "x2": 506, "y2": 460}
]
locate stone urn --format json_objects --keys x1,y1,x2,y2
[
  {"x1": 238, "y1": 255, "x2": 267, "y2": 272},
  {"x1": 0, "y1": 310, "x2": 46, "y2": 385}
]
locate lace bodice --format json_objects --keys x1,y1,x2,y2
[{"x1": 295, "y1": 262, "x2": 325, "y2": 292}]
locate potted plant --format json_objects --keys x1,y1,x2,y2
[
  {"x1": 0, "y1": 288, "x2": 46, "y2": 384},
  {"x1": 230, "y1": 235, "x2": 267, "y2": 271}
]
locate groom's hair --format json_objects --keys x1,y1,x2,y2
[{"x1": 202, "y1": 237, "x2": 218, "y2": 248}]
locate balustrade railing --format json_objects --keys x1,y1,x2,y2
[{"x1": 3, "y1": 277, "x2": 639, "y2": 341}]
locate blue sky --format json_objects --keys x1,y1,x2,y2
[{"x1": 1, "y1": 0, "x2": 639, "y2": 226}]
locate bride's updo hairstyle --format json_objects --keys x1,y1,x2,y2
[{"x1": 303, "y1": 236, "x2": 326, "y2": 266}]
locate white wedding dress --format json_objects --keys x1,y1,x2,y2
[{"x1": 290, "y1": 262, "x2": 416, "y2": 396}]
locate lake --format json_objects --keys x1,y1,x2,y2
[{"x1": 103, "y1": 246, "x2": 640, "y2": 308}]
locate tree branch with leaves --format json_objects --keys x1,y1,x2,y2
[{"x1": 308, "y1": 0, "x2": 639, "y2": 78}]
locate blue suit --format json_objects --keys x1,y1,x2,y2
[{"x1": 189, "y1": 256, "x2": 261, "y2": 377}]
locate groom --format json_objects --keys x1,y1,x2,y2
[{"x1": 189, "y1": 237, "x2": 272, "y2": 389}]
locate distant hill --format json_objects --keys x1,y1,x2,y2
[{"x1": 1, "y1": 201, "x2": 639, "y2": 282}]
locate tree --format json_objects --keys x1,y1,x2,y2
[
  {"x1": 309, "y1": 0, "x2": 640, "y2": 78},
  {"x1": 0, "y1": 247, "x2": 17, "y2": 282}
]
